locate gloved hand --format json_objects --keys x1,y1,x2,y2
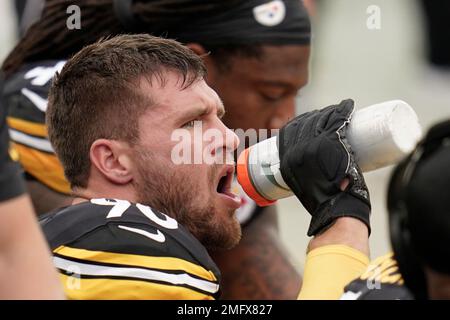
[{"x1": 278, "y1": 99, "x2": 371, "y2": 236}]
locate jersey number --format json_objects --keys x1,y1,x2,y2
[{"x1": 90, "y1": 198, "x2": 178, "y2": 243}]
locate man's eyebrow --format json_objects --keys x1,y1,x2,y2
[
  {"x1": 179, "y1": 105, "x2": 211, "y2": 121},
  {"x1": 178, "y1": 98, "x2": 225, "y2": 121}
]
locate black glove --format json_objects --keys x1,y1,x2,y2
[{"x1": 278, "y1": 99, "x2": 371, "y2": 236}]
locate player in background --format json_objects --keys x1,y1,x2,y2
[{"x1": 0, "y1": 76, "x2": 63, "y2": 299}]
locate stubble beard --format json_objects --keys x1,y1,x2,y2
[{"x1": 132, "y1": 148, "x2": 241, "y2": 250}]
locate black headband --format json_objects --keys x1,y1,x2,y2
[{"x1": 114, "y1": 0, "x2": 311, "y2": 46}]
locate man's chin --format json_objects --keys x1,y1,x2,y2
[{"x1": 200, "y1": 214, "x2": 242, "y2": 251}]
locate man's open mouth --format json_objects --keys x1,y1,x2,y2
[
  {"x1": 214, "y1": 165, "x2": 241, "y2": 209},
  {"x1": 216, "y1": 166, "x2": 234, "y2": 194}
]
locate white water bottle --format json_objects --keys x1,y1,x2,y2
[{"x1": 236, "y1": 100, "x2": 422, "y2": 206}]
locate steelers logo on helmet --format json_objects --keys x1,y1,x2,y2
[{"x1": 253, "y1": 0, "x2": 286, "y2": 27}]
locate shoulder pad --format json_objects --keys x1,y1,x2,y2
[
  {"x1": 342, "y1": 253, "x2": 413, "y2": 300},
  {"x1": 40, "y1": 198, "x2": 218, "y2": 275}
]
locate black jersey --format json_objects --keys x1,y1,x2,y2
[
  {"x1": 3, "y1": 60, "x2": 69, "y2": 194},
  {"x1": 40, "y1": 198, "x2": 221, "y2": 299},
  {"x1": 341, "y1": 252, "x2": 413, "y2": 300},
  {"x1": 0, "y1": 76, "x2": 25, "y2": 201}
]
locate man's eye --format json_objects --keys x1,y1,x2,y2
[
  {"x1": 261, "y1": 92, "x2": 284, "y2": 102},
  {"x1": 182, "y1": 120, "x2": 196, "y2": 128}
]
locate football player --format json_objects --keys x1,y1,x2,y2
[
  {"x1": 0, "y1": 76, "x2": 63, "y2": 299},
  {"x1": 2, "y1": 0, "x2": 311, "y2": 299},
  {"x1": 42, "y1": 34, "x2": 374, "y2": 300},
  {"x1": 342, "y1": 120, "x2": 450, "y2": 300},
  {"x1": 41, "y1": 35, "x2": 238, "y2": 299}
]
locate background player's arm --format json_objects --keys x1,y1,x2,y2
[
  {"x1": 297, "y1": 177, "x2": 369, "y2": 299},
  {"x1": 297, "y1": 176, "x2": 370, "y2": 300},
  {"x1": 210, "y1": 205, "x2": 301, "y2": 300},
  {"x1": 0, "y1": 194, "x2": 64, "y2": 299},
  {"x1": 307, "y1": 179, "x2": 370, "y2": 256},
  {"x1": 298, "y1": 217, "x2": 370, "y2": 299}
]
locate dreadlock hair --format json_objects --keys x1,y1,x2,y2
[{"x1": 2, "y1": 0, "x2": 261, "y2": 78}]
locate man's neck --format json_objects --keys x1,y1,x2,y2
[
  {"x1": 71, "y1": 186, "x2": 138, "y2": 206},
  {"x1": 71, "y1": 196, "x2": 89, "y2": 206}
]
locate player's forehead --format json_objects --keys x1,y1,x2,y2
[
  {"x1": 138, "y1": 74, "x2": 224, "y2": 122},
  {"x1": 228, "y1": 45, "x2": 310, "y2": 86}
]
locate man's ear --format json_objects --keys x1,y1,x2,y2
[
  {"x1": 186, "y1": 43, "x2": 219, "y2": 84},
  {"x1": 89, "y1": 139, "x2": 134, "y2": 185}
]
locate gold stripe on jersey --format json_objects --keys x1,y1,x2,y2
[
  {"x1": 359, "y1": 252, "x2": 404, "y2": 285},
  {"x1": 54, "y1": 245, "x2": 218, "y2": 282},
  {"x1": 59, "y1": 273, "x2": 215, "y2": 300},
  {"x1": 8, "y1": 143, "x2": 19, "y2": 162},
  {"x1": 7, "y1": 117, "x2": 48, "y2": 137},
  {"x1": 12, "y1": 143, "x2": 70, "y2": 194}
]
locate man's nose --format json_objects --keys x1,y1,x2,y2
[
  {"x1": 223, "y1": 125, "x2": 240, "y2": 152},
  {"x1": 269, "y1": 99, "x2": 296, "y2": 129},
  {"x1": 208, "y1": 121, "x2": 240, "y2": 163}
]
